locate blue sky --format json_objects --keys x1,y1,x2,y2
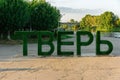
[{"x1": 46, "y1": 0, "x2": 120, "y2": 22}]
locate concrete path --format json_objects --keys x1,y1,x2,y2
[{"x1": 0, "y1": 34, "x2": 120, "y2": 59}]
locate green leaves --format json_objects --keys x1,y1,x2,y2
[
  {"x1": 0, "y1": 0, "x2": 30, "y2": 31},
  {"x1": 0, "y1": 0, "x2": 60, "y2": 39},
  {"x1": 30, "y1": 1, "x2": 60, "y2": 30},
  {"x1": 80, "y1": 11, "x2": 118, "y2": 32}
]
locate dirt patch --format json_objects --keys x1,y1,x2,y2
[{"x1": 0, "y1": 57, "x2": 120, "y2": 80}]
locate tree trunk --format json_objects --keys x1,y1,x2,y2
[
  {"x1": 7, "y1": 31, "x2": 11, "y2": 40},
  {"x1": 2, "y1": 31, "x2": 8, "y2": 40}
]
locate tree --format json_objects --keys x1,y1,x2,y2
[
  {"x1": 98, "y1": 11, "x2": 117, "y2": 31},
  {"x1": 70, "y1": 19, "x2": 75, "y2": 23},
  {"x1": 116, "y1": 19, "x2": 120, "y2": 27},
  {"x1": 113, "y1": 19, "x2": 120, "y2": 31},
  {"x1": 0, "y1": 0, "x2": 61, "y2": 40},
  {"x1": 30, "y1": 1, "x2": 61, "y2": 31},
  {"x1": 80, "y1": 11, "x2": 118, "y2": 32},
  {"x1": 0, "y1": 0, "x2": 30, "y2": 39},
  {"x1": 80, "y1": 14, "x2": 95, "y2": 31},
  {"x1": 0, "y1": 0, "x2": 4, "y2": 39}
]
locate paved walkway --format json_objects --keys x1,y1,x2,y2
[{"x1": 0, "y1": 34, "x2": 120, "y2": 59}]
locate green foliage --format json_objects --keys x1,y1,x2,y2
[
  {"x1": 80, "y1": 14, "x2": 99, "y2": 31},
  {"x1": 1, "y1": 0, "x2": 30, "y2": 30},
  {"x1": 30, "y1": 1, "x2": 61, "y2": 30},
  {"x1": 112, "y1": 19, "x2": 120, "y2": 31},
  {"x1": 70, "y1": 19, "x2": 74, "y2": 23},
  {"x1": 80, "y1": 11, "x2": 118, "y2": 32},
  {"x1": 99, "y1": 12, "x2": 117, "y2": 31},
  {"x1": 0, "y1": 0, "x2": 30, "y2": 39},
  {"x1": 115, "y1": 19, "x2": 120, "y2": 27},
  {"x1": 60, "y1": 24, "x2": 68, "y2": 30},
  {"x1": 0, "y1": 0, "x2": 61, "y2": 40}
]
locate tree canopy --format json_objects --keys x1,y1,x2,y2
[
  {"x1": 0, "y1": 0, "x2": 61, "y2": 39},
  {"x1": 30, "y1": 0, "x2": 61, "y2": 30},
  {"x1": 0, "y1": 0, "x2": 30, "y2": 39},
  {"x1": 80, "y1": 11, "x2": 119, "y2": 32}
]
